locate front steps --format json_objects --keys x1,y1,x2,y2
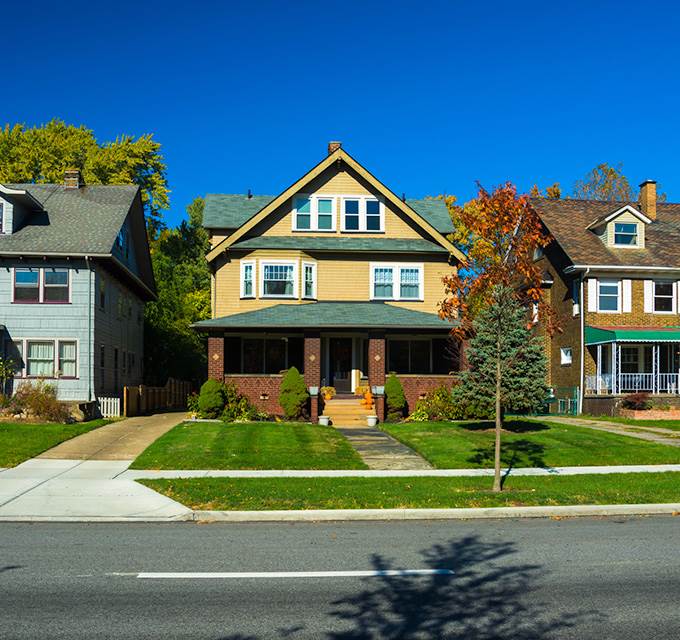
[{"x1": 322, "y1": 397, "x2": 376, "y2": 427}]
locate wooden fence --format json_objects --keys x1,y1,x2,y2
[{"x1": 123, "y1": 378, "x2": 193, "y2": 417}]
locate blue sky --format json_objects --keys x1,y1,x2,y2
[{"x1": 5, "y1": 1, "x2": 680, "y2": 225}]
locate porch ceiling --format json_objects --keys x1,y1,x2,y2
[
  {"x1": 586, "y1": 325, "x2": 680, "y2": 345},
  {"x1": 192, "y1": 302, "x2": 456, "y2": 331}
]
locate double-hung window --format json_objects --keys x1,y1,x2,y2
[
  {"x1": 342, "y1": 197, "x2": 384, "y2": 232},
  {"x1": 597, "y1": 279, "x2": 620, "y2": 312},
  {"x1": 293, "y1": 195, "x2": 335, "y2": 231},
  {"x1": 43, "y1": 269, "x2": 69, "y2": 302},
  {"x1": 26, "y1": 341, "x2": 55, "y2": 377},
  {"x1": 240, "y1": 261, "x2": 255, "y2": 298},
  {"x1": 371, "y1": 264, "x2": 423, "y2": 301},
  {"x1": 303, "y1": 262, "x2": 317, "y2": 299},
  {"x1": 14, "y1": 268, "x2": 40, "y2": 302},
  {"x1": 261, "y1": 262, "x2": 296, "y2": 298},
  {"x1": 614, "y1": 222, "x2": 638, "y2": 246},
  {"x1": 13, "y1": 268, "x2": 69, "y2": 303},
  {"x1": 58, "y1": 341, "x2": 77, "y2": 378},
  {"x1": 654, "y1": 281, "x2": 675, "y2": 313}
]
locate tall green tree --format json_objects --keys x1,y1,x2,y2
[
  {"x1": 144, "y1": 197, "x2": 211, "y2": 384},
  {"x1": 454, "y1": 285, "x2": 547, "y2": 492},
  {"x1": 0, "y1": 119, "x2": 169, "y2": 235}
]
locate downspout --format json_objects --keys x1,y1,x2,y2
[
  {"x1": 86, "y1": 256, "x2": 93, "y2": 402},
  {"x1": 578, "y1": 268, "x2": 590, "y2": 414}
]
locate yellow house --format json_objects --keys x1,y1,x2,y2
[{"x1": 194, "y1": 142, "x2": 463, "y2": 419}]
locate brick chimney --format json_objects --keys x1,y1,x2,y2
[
  {"x1": 638, "y1": 179, "x2": 657, "y2": 220},
  {"x1": 64, "y1": 168, "x2": 83, "y2": 189},
  {"x1": 327, "y1": 141, "x2": 342, "y2": 155}
]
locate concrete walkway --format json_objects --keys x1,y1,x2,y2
[
  {"x1": 540, "y1": 416, "x2": 680, "y2": 447},
  {"x1": 121, "y1": 463, "x2": 680, "y2": 479},
  {"x1": 334, "y1": 424, "x2": 433, "y2": 470},
  {"x1": 0, "y1": 413, "x2": 191, "y2": 521}
]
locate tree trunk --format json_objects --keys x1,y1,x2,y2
[{"x1": 493, "y1": 350, "x2": 502, "y2": 492}]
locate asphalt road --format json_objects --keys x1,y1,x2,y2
[{"x1": 1, "y1": 516, "x2": 679, "y2": 639}]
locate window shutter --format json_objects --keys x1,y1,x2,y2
[
  {"x1": 643, "y1": 280, "x2": 654, "y2": 313},
  {"x1": 587, "y1": 278, "x2": 598, "y2": 312},
  {"x1": 622, "y1": 279, "x2": 632, "y2": 313},
  {"x1": 675, "y1": 281, "x2": 679, "y2": 314}
]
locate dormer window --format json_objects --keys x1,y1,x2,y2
[{"x1": 614, "y1": 222, "x2": 638, "y2": 246}]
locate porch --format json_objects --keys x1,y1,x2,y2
[{"x1": 585, "y1": 326, "x2": 680, "y2": 395}]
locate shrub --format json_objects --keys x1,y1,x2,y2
[
  {"x1": 279, "y1": 366, "x2": 309, "y2": 420},
  {"x1": 449, "y1": 382, "x2": 494, "y2": 420},
  {"x1": 621, "y1": 392, "x2": 651, "y2": 410},
  {"x1": 186, "y1": 392, "x2": 200, "y2": 415},
  {"x1": 385, "y1": 373, "x2": 406, "y2": 422},
  {"x1": 198, "y1": 379, "x2": 226, "y2": 418},
  {"x1": 10, "y1": 380, "x2": 70, "y2": 422},
  {"x1": 409, "y1": 386, "x2": 458, "y2": 421}
]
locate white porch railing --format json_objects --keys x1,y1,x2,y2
[
  {"x1": 98, "y1": 396, "x2": 121, "y2": 418},
  {"x1": 586, "y1": 373, "x2": 680, "y2": 395}
]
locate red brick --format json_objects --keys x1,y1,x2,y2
[{"x1": 207, "y1": 336, "x2": 224, "y2": 380}]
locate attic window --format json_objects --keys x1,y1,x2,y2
[{"x1": 614, "y1": 222, "x2": 638, "y2": 247}]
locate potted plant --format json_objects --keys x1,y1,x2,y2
[
  {"x1": 320, "y1": 386, "x2": 336, "y2": 401},
  {"x1": 366, "y1": 415, "x2": 378, "y2": 427},
  {"x1": 318, "y1": 415, "x2": 330, "y2": 426}
]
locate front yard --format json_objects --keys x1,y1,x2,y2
[
  {"x1": 130, "y1": 421, "x2": 367, "y2": 470},
  {"x1": 380, "y1": 418, "x2": 680, "y2": 468},
  {"x1": 141, "y1": 471, "x2": 680, "y2": 510},
  {"x1": 0, "y1": 419, "x2": 111, "y2": 467}
]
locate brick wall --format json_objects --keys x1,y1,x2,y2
[
  {"x1": 303, "y1": 333, "x2": 321, "y2": 388},
  {"x1": 225, "y1": 375, "x2": 283, "y2": 415},
  {"x1": 396, "y1": 375, "x2": 458, "y2": 413},
  {"x1": 368, "y1": 333, "x2": 386, "y2": 387},
  {"x1": 207, "y1": 336, "x2": 224, "y2": 380}
]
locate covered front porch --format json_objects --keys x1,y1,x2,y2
[{"x1": 585, "y1": 326, "x2": 680, "y2": 395}]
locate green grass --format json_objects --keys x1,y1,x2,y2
[
  {"x1": 0, "y1": 419, "x2": 111, "y2": 467},
  {"x1": 140, "y1": 472, "x2": 680, "y2": 510},
  {"x1": 130, "y1": 421, "x2": 367, "y2": 470},
  {"x1": 380, "y1": 419, "x2": 680, "y2": 468},
  {"x1": 582, "y1": 415, "x2": 680, "y2": 431}
]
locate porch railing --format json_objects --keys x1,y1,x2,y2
[{"x1": 586, "y1": 373, "x2": 680, "y2": 395}]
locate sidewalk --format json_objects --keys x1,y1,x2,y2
[{"x1": 0, "y1": 413, "x2": 191, "y2": 521}]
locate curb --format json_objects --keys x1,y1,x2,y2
[{"x1": 192, "y1": 503, "x2": 680, "y2": 523}]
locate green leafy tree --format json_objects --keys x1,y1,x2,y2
[
  {"x1": 0, "y1": 119, "x2": 169, "y2": 235},
  {"x1": 279, "y1": 367, "x2": 309, "y2": 420},
  {"x1": 455, "y1": 285, "x2": 547, "y2": 492},
  {"x1": 385, "y1": 373, "x2": 407, "y2": 422}
]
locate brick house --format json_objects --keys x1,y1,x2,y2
[
  {"x1": 193, "y1": 143, "x2": 464, "y2": 420},
  {"x1": 533, "y1": 180, "x2": 680, "y2": 415}
]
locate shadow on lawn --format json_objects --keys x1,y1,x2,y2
[
  {"x1": 461, "y1": 419, "x2": 550, "y2": 433},
  {"x1": 468, "y1": 439, "x2": 547, "y2": 478}
]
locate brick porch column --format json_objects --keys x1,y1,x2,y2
[
  {"x1": 207, "y1": 335, "x2": 224, "y2": 380},
  {"x1": 368, "y1": 331, "x2": 386, "y2": 421},
  {"x1": 304, "y1": 331, "x2": 321, "y2": 422}
]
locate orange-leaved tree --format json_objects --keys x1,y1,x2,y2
[{"x1": 440, "y1": 182, "x2": 557, "y2": 337}]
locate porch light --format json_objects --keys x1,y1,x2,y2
[{"x1": 309, "y1": 386, "x2": 319, "y2": 396}]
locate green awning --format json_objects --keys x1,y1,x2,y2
[{"x1": 585, "y1": 326, "x2": 680, "y2": 345}]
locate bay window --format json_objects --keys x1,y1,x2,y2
[
  {"x1": 261, "y1": 262, "x2": 296, "y2": 298},
  {"x1": 293, "y1": 195, "x2": 336, "y2": 231},
  {"x1": 342, "y1": 196, "x2": 384, "y2": 232},
  {"x1": 371, "y1": 263, "x2": 423, "y2": 301}
]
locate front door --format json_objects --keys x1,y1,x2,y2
[{"x1": 329, "y1": 338, "x2": 353, "y2": 393}]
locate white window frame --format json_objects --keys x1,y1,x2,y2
[
  {"x1": 292, "y1": 194, "x2": 337, "y2": 232},
  {"x1": 597, "y1": 279, "x2": 621, "y2": 313},
  {"x1": 9, "y1": 337, "x2": 80, "y2": 379},
  {"x1": 341, "y1": 195, "x2": 385, "y2": 233},
  {"x1": 302, "y1": 262, "x2": 317, "y2": 300},
  {"x1": 560, "y1": 347, "x2": 573, "y2": 366},
  {"x1": 259, "y1": 259, "x2": 298, "y2": 299},
  {"x1": 653, "y1": 280, "x2": 676, "y2": 314},
  {"x1": 0, "y1": 201, "x2": 4, "y2": 234},
  {"x1": 613, "y1": 222, "x2": 639, "y2": 247},
  {"x1": 240, "y1": 260, "x2": 255, "y2": 299},
  {"x1": 370, "y1": 263, "x2": 424, "y2": 301}
]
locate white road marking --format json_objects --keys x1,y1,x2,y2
[{"x1": 136, "y1": 569, "x2": 454, "y2": 579}]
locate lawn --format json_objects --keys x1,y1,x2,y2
[
  {"x1": 380, "y1": 419, "x2": 680, "y2": 468},
  {"x1": 0, "y1": 419, "x2": 111, "y2": 467},
  {"x1": 141, "y1": 472, "x2": 680, "y2": 510},
  {"x1": 583, "y1": 415, "x2": 680, "y2": 432},
  {"x1": 130, "y1": 421, "x2": 367, "y2": 470}
]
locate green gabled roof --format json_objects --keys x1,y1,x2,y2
[
  {"x1": 193, "y1": 302, "x2": 455, "y2": 330},
  {"x1": 230, "y1": 236, "x2": 448, "y2": 254},
  {"x1": 202, "y1": 194, "x2": 454, "y2": 234},
  {"x1": 585, "y1": 326, "x2": 680, "y2": 344}
]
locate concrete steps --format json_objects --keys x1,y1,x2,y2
[{"x1": 322, "y1": 398, "x2": 376, "y2": 427}]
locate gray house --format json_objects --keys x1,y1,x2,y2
[{"x1": 0, "y1": 169, "x2": 156, "y2": 405}]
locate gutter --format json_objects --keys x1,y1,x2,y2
[{"x1": 565, "y1": 264, "x2": 680, "y2": 274}]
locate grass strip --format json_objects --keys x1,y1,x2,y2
[
  {"x1": 581, "y1": 415, "x2": 680, "y2": 431},
  {"x1": 140, "y1": 472, "x2": 680, "y2": 511},
  {"x1": 130, "y1": 421, "x2": 367, "y2": 470},
  {"x1": 0, "y1": 419, "x2": 111, "y2": 467}
]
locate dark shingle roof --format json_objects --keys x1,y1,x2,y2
[
  {"x1": 532, "y1": 197, "x2": 680, "y2": 268},
  {"x1": 0, "y1": 183, "x2": 139, "y2": 255},
  {"x1": 230, "y1": 236, "x2": 448, "y2": 254},
  {"x1": 203, "y1": 194, "x2": 454, "y2": 234},
  {"x1": 193, "y1": 302, "x2": 455, "y2": 330}
]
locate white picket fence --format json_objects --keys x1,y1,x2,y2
[{"x1": 98, "y1": 396, "x2": 121, "y2": 418}]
